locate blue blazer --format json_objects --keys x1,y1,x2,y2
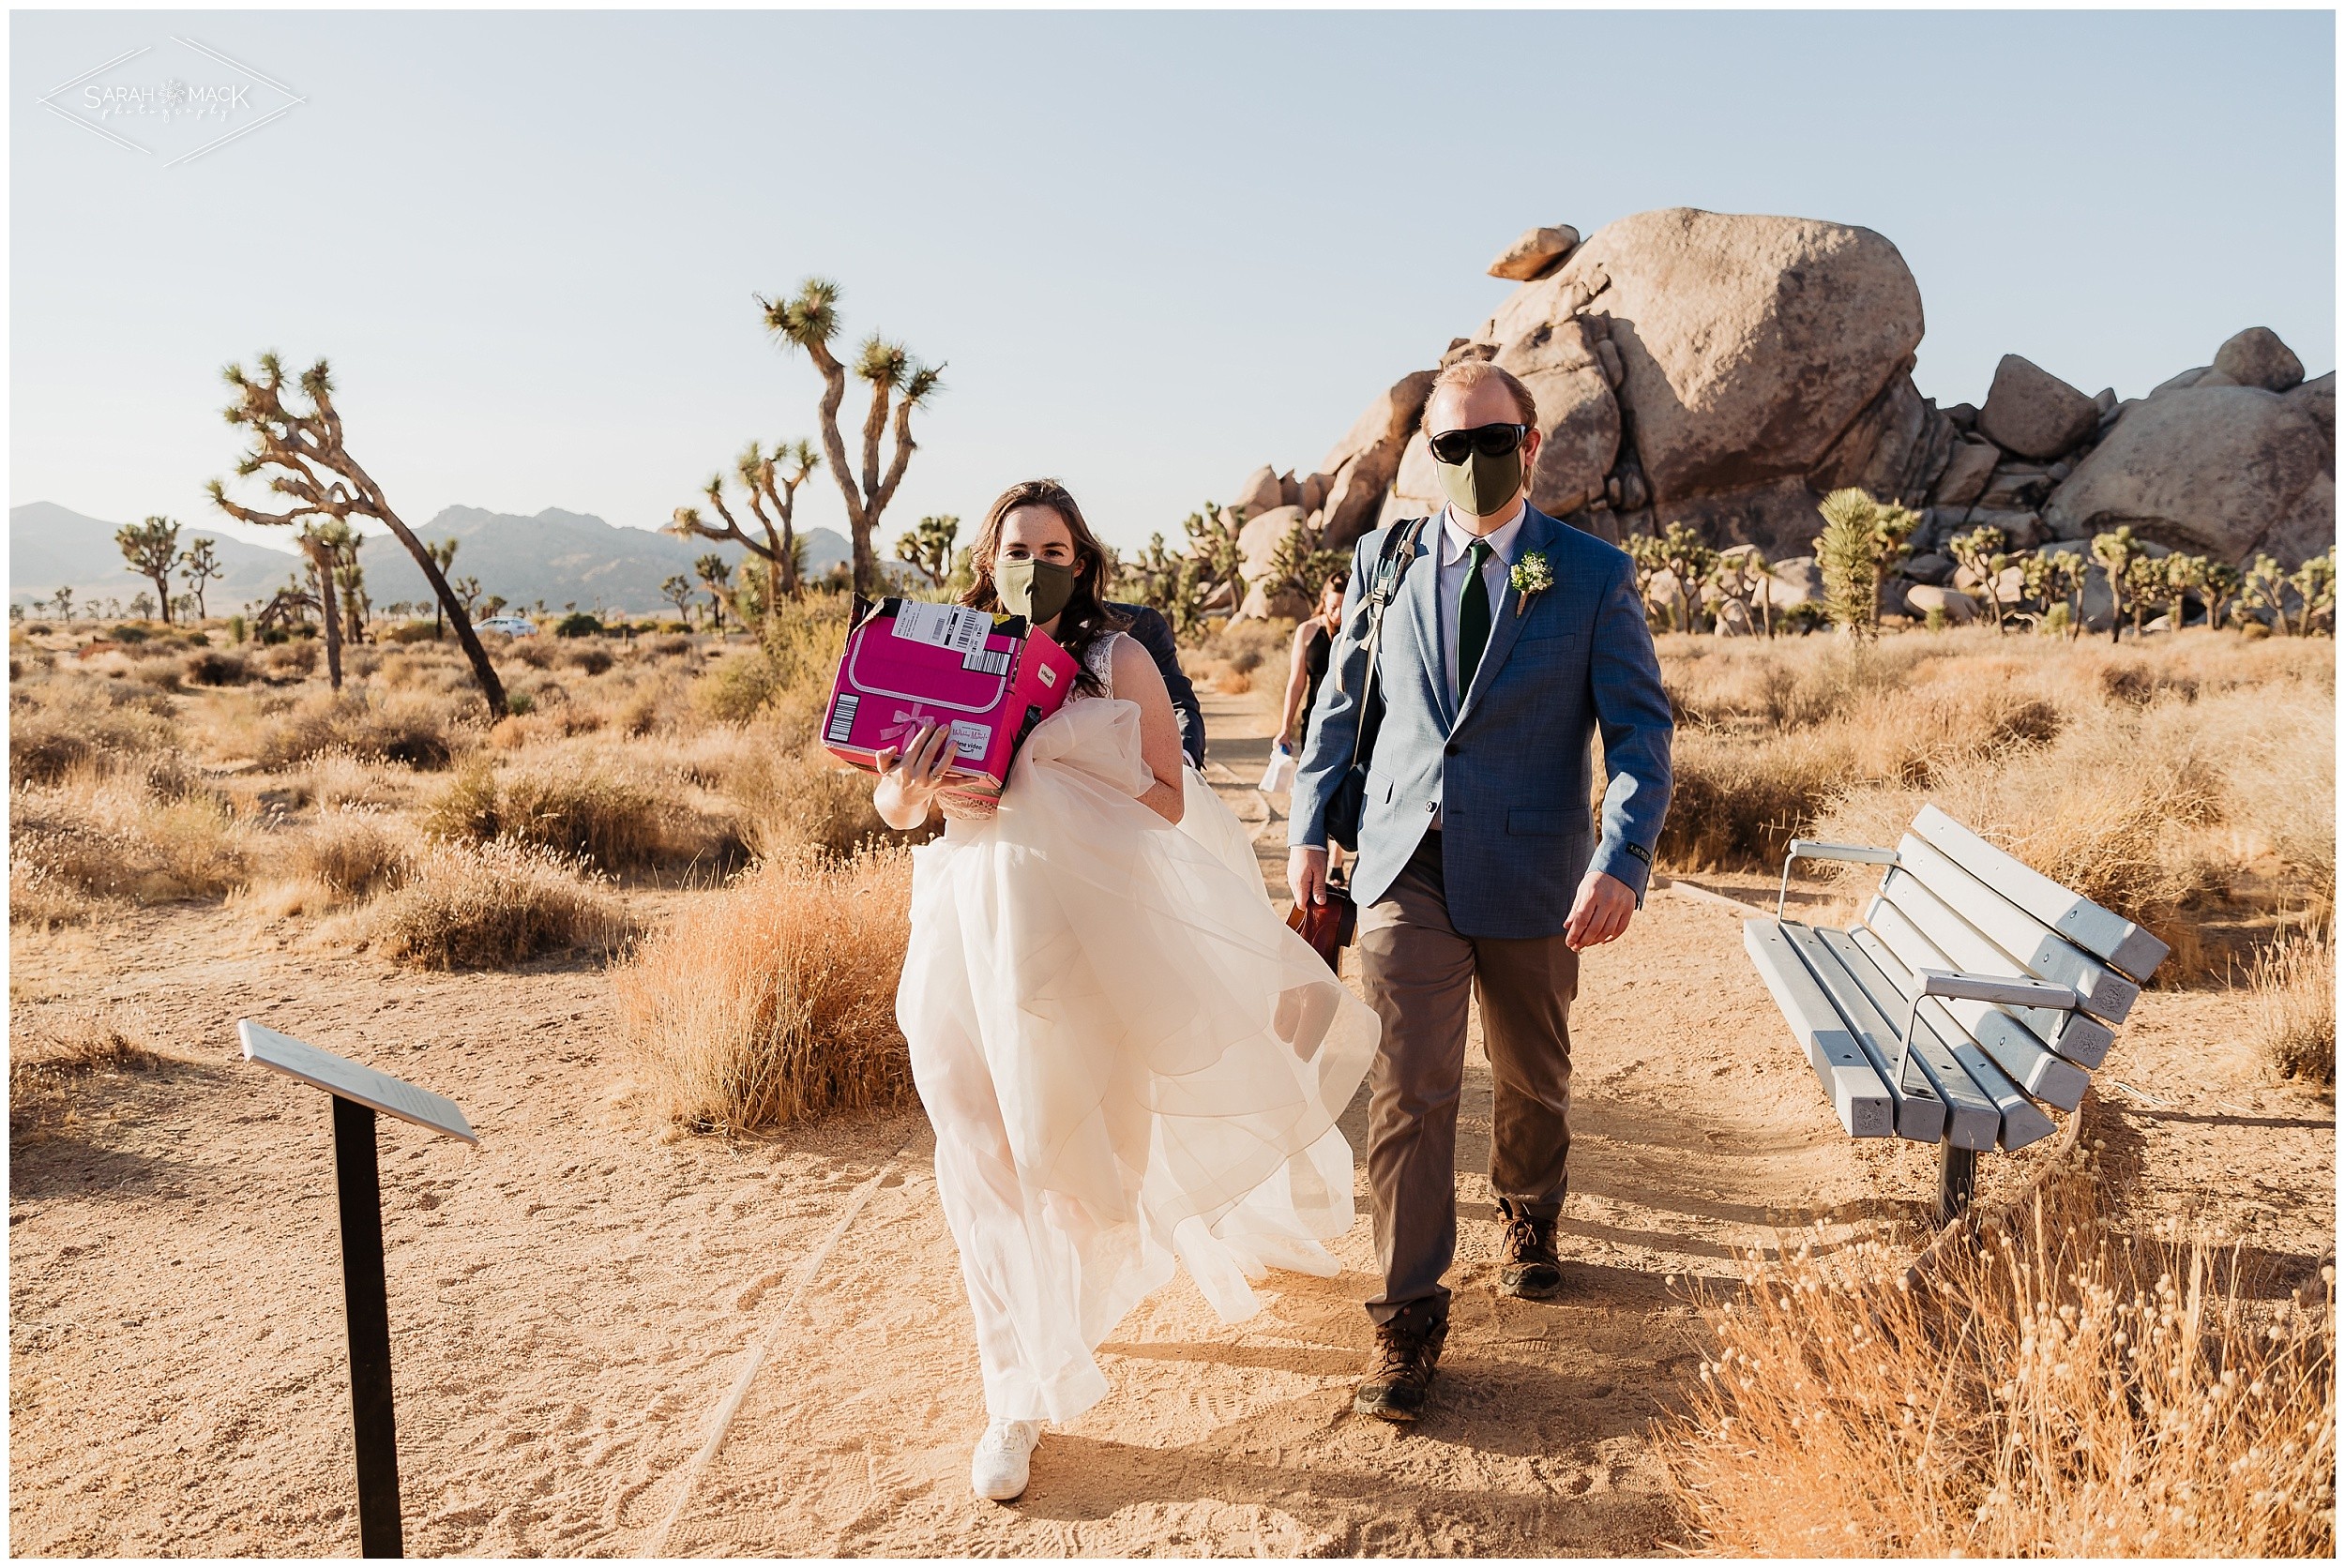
[{"x1": 1288, "y1": 505, "x2": 1673, "y2": 939}]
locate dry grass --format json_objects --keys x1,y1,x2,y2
[
  {"x1": 420, "y1": 754, "x2": 743, "y2": 874},
  {"x1": 9, "y1": 1008, "x2": 167, "y2": 1139},
  {"x1": 243, "y1": 689, "x2": 467, "y2": 770},
  {"x1": 10, "y1": 763, "x2": 250, "y2": 921},
  {"x1": 8, "y1": 684, "x2": 178, "y2": 782},
  {"x1": 293, "y1": 807, "x2": 416, "y2": 897},
  {"x1": 1664, "y1": 1150, "x2": 2337, "y2": 1558},
  {"x1": 361, "y1": 839, "x2": 626, "y2": 970},
  {"x1": 1660, "y1": 629, "x2": 2333, "y2": 976},
  {"x1": 2247, "y1": 927, "x2": 2336, "y2": 1085},
  {"x1": 615, "y1": 848, "x2": 914, "y2": 1133}
]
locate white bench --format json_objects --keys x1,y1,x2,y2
[{"x1": 1743, "y1": 804, "x2": 2170, "y2": 1224}]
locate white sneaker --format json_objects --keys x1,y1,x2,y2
[{"x1": 970, "y1": 1417, "x2": 1041, "y2": 1501}]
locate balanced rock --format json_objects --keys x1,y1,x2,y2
[
  {"x1": 2043, "y1": 384, "x2": 2336, "y2": 563},
  {"x1": 2211, "y1": 327, "x2": 2306, "y2": 393},
  {"x1": 1488, "y1": 224, "x2": 1581, "y2": 282},
  {"x1": 1976, "y1": 354, "x2": 2099, "y2": 460},
  {"x1": 1478, "y1": 207, "x2": 1926, "y2": 508},
  {"x1": 1232, "y1": 464, "x2": 1286, "y2": 518}
]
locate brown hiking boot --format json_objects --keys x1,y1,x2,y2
[
  {"x1": 1353, "y1": 1304, "x2": 1448, "y2": 1422},
  {"x1": 1498, "y1": 1208, "x2": 1563, "y2": 1300}
]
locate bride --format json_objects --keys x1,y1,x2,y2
[{"x1": 874, "y1": 479, "x2": 1379, "y2": 1503}]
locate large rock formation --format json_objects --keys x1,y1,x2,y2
[
  {"x1": 2041, "y1": 383, "x2": 2335, "y2": 563},
  {"x1": 1218, "y1": 210, "x2": 2334, "y2": 592}
]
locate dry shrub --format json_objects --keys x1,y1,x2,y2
[
  {"x1": 184, "y1": 648, "x2": 250, "y2": 686},
  {"x1": 615, "y1": 848, "x2": 913, "y2": 1133},
  {"x1": 11, "y1": 769, "x2": 249, "y2": 912},
  {"x1": 9, "y1": 1009, "x2": 166, "y2": 1139},
  {"x1": 715, "y1": 738, "x2": 895, "y2": 859},
  {"x1": 251, "y1": 690, "x2": 463, "y2": 770},
  {"x1": 292, "y1": 807, "x2": 415, "y2": 897},
  {"x1": 363, "y1": 839, "x2": 625, "y2": 970},
  {"x1": 252, "y1": 640, "x2": 320, "y2": 680},
  {"x1": 2247, "y1": 927, "x2": 2335, "y2": 1085},
  {"x1": 306, "y1": 747, "x2": 412, "y2": 811},
  {"x1": 421, "y1": 756, "x2": 739, "y2": 873},
  {"x1": 8, "y1": 685, "x2": 177, "y2": 782},
  {"x1": 1665, "y1": 1153, "x2": 2336, "y2": 1558},
  {"x1": 506, "y1": 637, "x2": 561, "y2": 670}
]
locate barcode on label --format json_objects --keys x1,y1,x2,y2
[
  {"x1": 893, "y1": 601, "x2": 991, "y2": 656},
  {"x1": 961, "y1": 646, "x2": 1012, "y2": 675},
  {"x1": 825, "y1": 692, "x2": 859, "y2": 744}
]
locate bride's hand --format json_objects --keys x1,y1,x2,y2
[{"x1": 873, "y1": 720, "x2": 957, "y2": 828}]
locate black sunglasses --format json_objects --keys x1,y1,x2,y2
[{"x1": 1428, "y1": 422, "x2": 1531, "y2": 465}]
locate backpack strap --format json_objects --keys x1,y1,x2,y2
[{"x1": 1344, "y1": 516, "x2": 1431, "y2": 777}]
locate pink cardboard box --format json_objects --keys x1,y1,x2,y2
[{"x1": 822, "y1": 597, "x2": 1082, "y2": 796}]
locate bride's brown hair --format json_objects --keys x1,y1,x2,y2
[{"x1": 961, "y1": 478, "x2": 1128, "y2": 694}]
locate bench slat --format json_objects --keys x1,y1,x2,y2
[
  {"x1": 1742, "y1": 920, "x2": 1894, "y2": 1138},
  {"x1": 1897, "y1": 833, "x2": 2141, "y2": 1024},
  {"x1": 1781, "y1": 926, "x2": 1971, "y2": 1147},
  {"x1": 1844, "y1": 922, "x2": 2091, "y2": 1113},
  {"x1": 1873, "y1": 876, "x2": 2115, "y2": 1066},
  {"x1": 1911, "y1": 804, "x2": 2171, "y2": 981},
  {"x1": 1778, "y1": 923, "x2": 1948, "y2": 1143}
]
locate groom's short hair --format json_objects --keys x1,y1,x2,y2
[{"x1": 1426, "y1": 358, "x2": 1539, "y2": 430}]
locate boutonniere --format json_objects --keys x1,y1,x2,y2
[{"x1": 1510, "y1": 550, "x2": 1554, "y2": 615}]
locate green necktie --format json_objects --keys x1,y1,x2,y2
[{"x1": 1456, "y1": 537, "x2": 1493, "y2": 709}]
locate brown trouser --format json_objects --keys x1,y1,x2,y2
[{"x1": 1355, "y1": 831, "x2": 1578, "y2": 1326}]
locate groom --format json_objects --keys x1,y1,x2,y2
[{"x1": 1288, "y1": 359, "x2": 1674, "y2": 1422}]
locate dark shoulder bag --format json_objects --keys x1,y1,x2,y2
[{"x1": 1321, "y1": 516, "x2": 1429, "y2": 853}]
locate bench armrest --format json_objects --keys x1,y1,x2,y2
[
  {"x1": 1777, "y1": 839, "x2": 1899, "y2": 922},
  {"x1": 1891, "y1": 968, "x2": 2085, "y2": 1092}
]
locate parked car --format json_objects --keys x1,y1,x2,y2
[{"x1": 476, "y1": 615, "x2": 537, "y2": 637}]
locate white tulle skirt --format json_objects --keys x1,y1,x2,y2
[{"x1": 897, "y1": 696, "x2": 1380, "y2": 1423}]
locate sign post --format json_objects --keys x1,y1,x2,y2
[{"x1": 238, "y1": 1020, "x2": 477, "y2": 1560}]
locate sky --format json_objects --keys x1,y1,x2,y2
[{"x1": 10, "y1": 8, "x2": 2337, "y2": 559}]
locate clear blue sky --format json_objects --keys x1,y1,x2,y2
[{"x1": 11, "y1": 8, "x2": 2336, "y2": 557}]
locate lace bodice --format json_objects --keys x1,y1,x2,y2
[{"x1": 939, "y1": 633, "x2": 1124, "y2": 822}]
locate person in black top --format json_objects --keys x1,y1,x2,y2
[
  {"x1": 1108, "y1": 601, "x2": 1205, "y2": 770},
  {"x1": 1275, "y1": 571, "x2": 1350, "y2": 762}
]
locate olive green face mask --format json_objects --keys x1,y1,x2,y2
[
  {"x1": 1434, "y1": 444, "x2": 1526, "y2": 518},
  {"x1": 994, "y1": 558, "x2": 1076, "y2": 625}
]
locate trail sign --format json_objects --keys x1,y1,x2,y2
[{"x1": 238, "y1": 1020, "x2": 477, "y2": 1558}]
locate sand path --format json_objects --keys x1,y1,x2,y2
[{"x1": 15, "y1": 686, "x2": 2322, "y2": 1556}]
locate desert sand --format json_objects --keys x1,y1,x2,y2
[{"x1": 8, "y1": 684, "x2": 2333, "y2": 1557}]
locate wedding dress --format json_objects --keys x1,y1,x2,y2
[{"x1": 897, "y1": 632, "x2": 1380, "y2": 1423}]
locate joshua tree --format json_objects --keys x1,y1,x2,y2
[
  {"x1": 695, "y1": 553, "x2": 734, "y2": 632},
  {"x1": 424, "y1": 537, "x2": 460, "y2": 639},
  {"x1": 293, "y1": 525, "x2": 347, "y2": 687},
  {"x1": 758, "y1": 279, "x2": 944, "y2": 596},
  {"x1": 52, "y1": 587, "x2": 74, "y2": 626},
  {"x1": 1180, "y1": 502, "x2": 1248, "y2": 615},
  {"x1": 1812, "y1": 488, "x2": 1920, "y2": 641},
  {"x1": 2160, "y1": 552, "x2": 2209, "y2": 631},
  {"x1": 129, "y1": 591, "x2": 157, "y2": 621},
  {"x1": 2287, "y1": 550, "x2": 2336, "y2": 636},
  {"x1": 2023, "y1": 549, "x2": 2088, "y2": 640},
  {"x1": 895, "y1": 514, "x2": 961, "y2": 590},
  {"x1": 2090, "y1": 527, "x2": 2140, "y2": 644},
  {"x1": 1708, "y1": 546, "x2": 1775, "y2": 638},
  {"x1": 2199, "y1": 559, "x2": 2243, "y2": 631},
  {"x1": 1621, "y1": 533, "x2": 1668, "y2": 630},
  {"x1": 115, "y1": 516, "x2": 182, "y2": 624},
  {"x1": 207, "y1": 353, "x2": 504, "y2": 716},
  {"x1": 670, "y1": 438, "x2": 823, "y2": 611},
  {"x1": 1948, "y1": 525, "x2": 2014, "y2": 634},
  {"x1": 1262, "y1": 518, "x2": 1351, "y2": 612},
  {"x1": 314, "y1": 519, "x2": 370, "y2": 644},
  {"x1": 659, "y1": 574, "x2": 696, "y2": 626},
  {"x1": 1656, "y1": 523, "x2": 1719, "y2": 633},
  {"x1": 2123, "y1": 556, "x2": 2167, "y2": 639},
  {"x1": 482, "y1": 594, "x2": 508, "y2": 619},
  {"x1": 177, "y1": 536, "x2": 223, "y2": 620}
]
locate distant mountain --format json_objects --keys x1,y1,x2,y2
[
  {"x1": 360, "y1": 506, "x2": 852, "y2": 615},
  {"x1": 8, "y1": 501, "x2": 301, "y2": 612},
  {"x1": 7, "y1": 502, "x2": 853, "y2": 617}
]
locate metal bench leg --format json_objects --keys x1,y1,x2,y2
[{"x1": 1936, "y1": 1137, "x2": 1977, "y2": 1229}]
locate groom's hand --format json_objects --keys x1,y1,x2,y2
[
  {"x1": 1565, "y1": 869, "x2": 1636, "y2": 950},
  {"x1": 1288, "y1": 846, "x2": 1329, "y2": 909}
]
